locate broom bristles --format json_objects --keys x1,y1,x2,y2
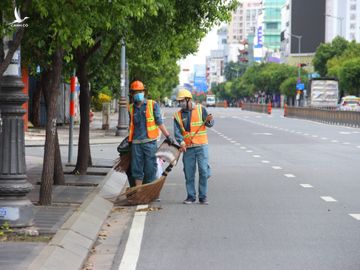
[
  {"x1": 113, "y1": 152, "x2": 131, "y2": 172},
  {"x1": 124, "y1": 176, "x2": 166, "y2": 205}
]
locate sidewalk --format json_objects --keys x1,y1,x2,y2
[{"x1": 0, "y1": 112, "x2": 128, "y2": 270}]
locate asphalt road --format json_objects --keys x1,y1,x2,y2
[{"x1": 112, "y1": 107, "x2": 360, "y2": 270}]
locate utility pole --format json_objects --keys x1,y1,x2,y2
[
  {"x1": 0, "y1": 36, "x2": 33, "y2": 227},
  {"x1": 115, "y1": 38, "x2": 128, "y2": 136}
]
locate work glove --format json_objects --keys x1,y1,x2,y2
[{"x1": 165, "y1": 135, "x2": 174, "y2": 145}]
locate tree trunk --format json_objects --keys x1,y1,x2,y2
[
  {"x1": 31, "y1": 79, "x2": 43, "y2": 127},
  {"x1": 74, "y1": 58, "x2": 92, "y2": 174},
  {"x1": 39, "y1": 49, "x2": 64, "y2": 205},
  {"x1": 41, "y1": 70, "x2": 65, "y2": 186},
  {"x1": 53, "y1": 131, "x2": 65, "y2": 185}
]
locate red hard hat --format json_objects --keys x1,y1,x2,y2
[{"x1": 130, "y1": 80, "x2": 145, "y2": 91}]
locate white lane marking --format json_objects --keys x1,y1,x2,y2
[
  {"x1": 321, "y1": 137, "x2": 327, "y2": 140},
  {"x1": 343, "y1": 142, "x2": 350, "y2": 145},
  {"x1": 349, "y1": 214, "x2": 360, "y2": 220},
  {"x1": 253, "y1": 132, "x2": 273, "y2": 136},
  {"x1": 321, "y1": 196, "x2": 337, "y2": 202},
  {"x1": 240, "y1": 147, "x2": 247, "y2": 150},
  {"x1": 230, "y1": 141, "x2": 236, "y2": 143},
  {"x1": 357, "y1": 146, "x2": 360, "y2": 149},
  {"x1": 235, "y1": 143, "x2": 241, "y2": 146},
  {"x1": 284, "y1": 174, "x2": 295, "y2": 178},
  {"x1": 300, "y1": 184, "x2": 313, "y2": 188},
  {"x1": 340, "y1": 131, "x2": 351, "y2": 135},
  {"x1": 261, "y1": 160, "x2": 270, "y2": 164},
  {"x1": 246, "y1": 150, "x2": 253, "y2": 153},
  {"x1": 272, "y1": 166, "x2": 282, "y2": 170},
  {"x1": 312, "y1": 135, "x2": 318, "y2": 138},
  {"x1": 253, "y1": 155, "x2": 261, "y2": 158},
  {"x1": 304, "y1": 133, "x2": 309, "y2": 136},
  {"x1": 331, "y1": 140, "x2": 339, "y2": 143},
  {"x1": 118, "y1": 205, "x2": 148, "y2": 270}
]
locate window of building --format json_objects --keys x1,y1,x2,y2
[
  {"x1": 267, "y1": 22, "x2": 278, "y2": 29},
  {"x1": 350, "y1": 23, "x2": 356, "y2": 29},
  {"x1": 351, "y1": 13, "x2": 356, "y2": 20},
  {"x1": 350, "y1": 4, "x2": 356, "y2": 10}
]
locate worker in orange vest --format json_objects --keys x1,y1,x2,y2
[
  {"x1": 128, "y1": 80, "x2": 173, "y2": 186},
  {"x1": 173, "y1": 89, "x2": 214, "y2": 205}
]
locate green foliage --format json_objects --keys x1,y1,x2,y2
[
  {"x1": 224, "y1": 61, "x2": 247, "y2": 81},
  {"x1": 312, "y1": 36, "x2": 349, "y2": 77},
  {"x1": 0, "y1": 222, "x2": 13, "y2": 238},
  {"x1": 338, "y1": 57, "x2": 360, "y2": 96}
]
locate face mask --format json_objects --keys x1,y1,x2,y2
[
  {"x1": 133, "y1": 92, "x2": 144, "y2": 103},
  {"x1": 180, "y1": 99, "x2": 192, "y2": 110}
]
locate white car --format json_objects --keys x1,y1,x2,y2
[{"x1": 339, "y1": 96, "x2": 360, "y2": 111}]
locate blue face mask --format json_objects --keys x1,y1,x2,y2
[{"x1": 133, "y1": 92, "x2": 144, "y2": 102}]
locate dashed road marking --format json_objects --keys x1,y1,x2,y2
[
  {"x1": 300, "y1": 184, "x2": 313, "y2": 188},
  {"x1": 272, "y1": 166, "x2": 282, "y2": 170},
  {"x1": 261, "y1": 160, "x2": 270, "y2": 164},
  {"x1": 230, "y1": 141, "x2": 236, "y2": 143},
  {"x1": 246, "y1": 150, "x2": 253, "y2": 153},
  {"x1": 321, "y1": 137, "x2": 327, "y2": 140},
  {"x1": 331, "y1": 140, "x2": 339, "y2": 143},
  {"x1": 349, "y1": 214, "x2": 360, "y2": 221},
  {"x1": 321, "y1": 196, "x2": 337, "y2": 202},
  {"x1": 284, "y1": 174, "x2": 295, "y2": 178},
  {"x1": 253, "y1": 155, "x2": 261, "y2": 158},
  {"x1": 312, "y1": 135, "x2": 318, "y2": 138},
  {"x1": 240, "y1": 147, "x2": 246, "y2": 149},
  {"x1": 235, "y1": 143, "x2": 241, "y2": 146}
]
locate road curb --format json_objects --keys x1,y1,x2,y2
[{"x1": 27, "y1": 169, "x2": 127, "y2": 270}]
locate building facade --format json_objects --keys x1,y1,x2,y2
[{"x1": 280, "y1": 0, "x2": 326, "y2": 68}]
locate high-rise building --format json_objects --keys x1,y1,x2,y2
[
  {"x1": 280, "y1": 0, "x2": 326, "y2": 67},
  {"x1": 262, "y1": 0, "x2": 286, "y2": 50},
  {"x1": 251, "y1": 0, "x2": 285, "y2": 62},
  {"x1": 326, "y1": 0, "x2": 360, "y2": 42},
  {"x1": 226, "y1": 0, "x2": 262, "y2": 62}
]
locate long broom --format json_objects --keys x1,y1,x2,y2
[{"x1": 115, "y1": 147, "x2": 180, "y2": 205}]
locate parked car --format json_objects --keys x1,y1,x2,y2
[{"x1": 338, "y1": 96, "x2": 360, "y2": 111}]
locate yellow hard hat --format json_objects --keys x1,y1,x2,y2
[{"x1": 176, "y1": 89, "x2": 193, "y2": 100}]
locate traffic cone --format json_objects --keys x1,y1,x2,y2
[{"x1": 267, "y1": 102, "x2": 272, "y2": 114}]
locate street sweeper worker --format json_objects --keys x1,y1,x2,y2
[
  {"x1": 128, "y1": 80, "x2": 173, "y2": 186},
  {"x1": 173, "y1": 89, "x2": 214, "y2": 205}
]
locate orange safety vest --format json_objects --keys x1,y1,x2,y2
[
  {"x1": 128, "y1": 100, "x2": 159, "y2": 142},
  {"x1": 174, "y1": 104, "x2": 208, "y2": 146}
]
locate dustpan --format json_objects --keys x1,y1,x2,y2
[{"x1": 115, "y1": 141, "x2": 181, "y2": 206}]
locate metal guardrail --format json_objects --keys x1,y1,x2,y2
[
  {"x1": 242, "y1": 103, "x2": 268, "y2": 114},
  {"x1": 286, "y1": 106, "x2": 360, "y2": 128}
]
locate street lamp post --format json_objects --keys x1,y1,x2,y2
[
  {"x1": 326, "y1": 14, "x2": 344, "y2": 37},
  {"x1": 0, "y1": 37, "x2": 33, "y2": 227},
  {"x1": 286, "y1": 32, "x2": 302, "y2": 106},
  {"x1": 115, "y1": 38, "x2": 128, "y2": 137}
]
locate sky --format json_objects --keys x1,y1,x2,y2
[{"x1": 178, "y1": 27, "x2": 220, "y2": 85}]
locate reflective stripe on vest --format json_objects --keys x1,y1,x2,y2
[
  {"x1": 174, "y1": 104, "x2": 207, "y2": 146},
  {"x1": 128, "y1": 100, "x2": 159, "y2": 142}
]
